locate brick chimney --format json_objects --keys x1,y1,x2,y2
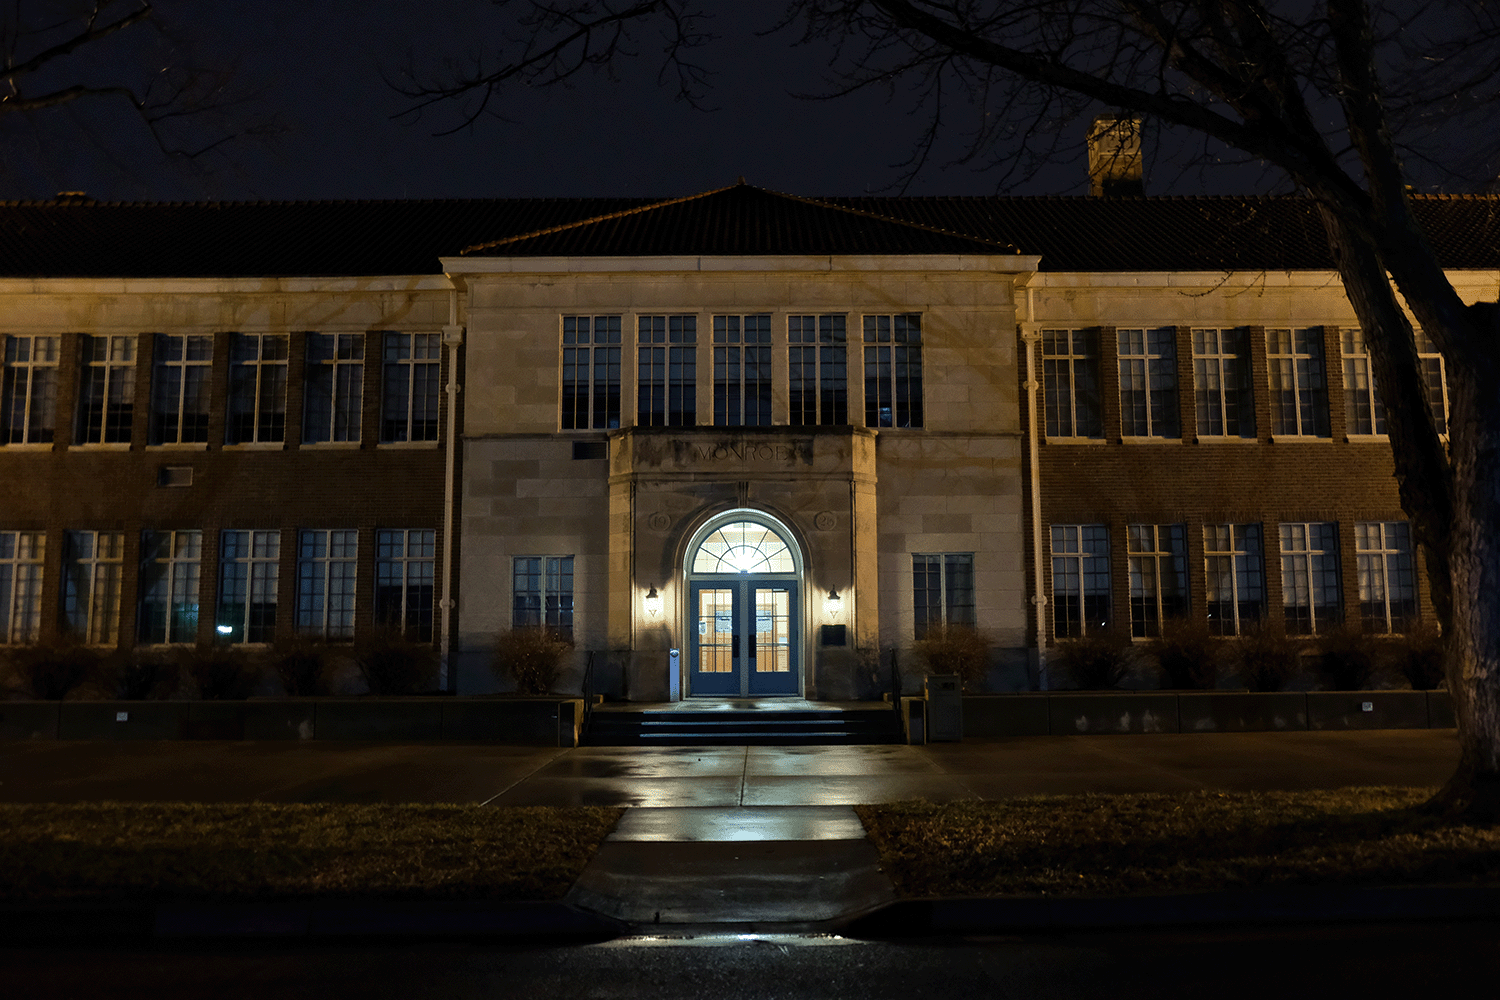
[{"x1": 1087, "y1": 115, "x2": 1144, "y2": 197}]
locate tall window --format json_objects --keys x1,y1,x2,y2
[
  {"x1": 1280, "y1": 522, "x2": 1341, "y2": 635},
  {"x1": 1342, "y1": 327, "x2": 1387, "y2": 436},
  {"x1": 1203, "y1": 524, "x2": 1264, "y2": 636},
  {"x1": 1118, "y1": 328, "x2": 1179, "y2": 438},
  {"x1": 1052, "y1": 524, "x2": 1110, "y2": 638},
  {"x1": 228, "y1": 334, "x2": 288, "y2": 444},
  {"x1": 912, "y1": 553, "x2": 975, "y2": 640},
  {"x1": 513, "y1": 556, "x2": 573, "y2": 637},
  {"x1": 150, "y1": 334, "x2": 212, "y2": 444},
  {"x1": 3, "y1": 335, "x2": 60, "y2": 444},
  {"x1": 138, "y1": 530, "x2": 200, "y2": 643},
  {"x1": 1041, "y1": 329, "x2": 1101, "y2": 438},
  {"x1": 1416, "y1": 330, "x2": 1448, "y2": 436},
  {"x1": 62, "y1": 530, "x2": 123, "y2": 644},
  {"x1": 864, "y1": 314, "x2": 923, "y2": 428},
  {"x1": 1267, "y1": 328, "x2": 1330, "y2": 437},
  {"x1": 78, "y1": 335, "x2": 136, "y2": 444},
  {"x1": 638, "y1": 315, "x2": 697, "y2": 427},
  {"x1": 217, "y1": 530, "x2": 280, "y2": 643},
  {"x1": 298, "y1": 529, "x2": 357, "y2": 638},
  {"x1": 1356, "y1": 522, "x2": 1416, "y2": 634},
  {"x1": 1192, "y1": 328, "x2": 1255, "y2": 438},
  {"x1": 0, "y1": 531, "x2": 44, "y2": 643},
  {"x1": 382, "y1": 332, "x2": 440, "y2": 442},
  {"x1": 376, "y1": 529, "x2": 435, "y2": 641},
  {"x1": 303, "y1": 333, "x2": 364, "y2": 443},
  {"x1": 1127, "y1": 524, "x2": 1187, "y2": 638},
  {"x1": 713, "y1": 314, "x2": 772, "y2": 427},
  {"x1": 561, "y1": 315, "x2": 621, "y2": 430},
  {"x1": 788, "y1": 315, "x2": 847, "y2": 425}
]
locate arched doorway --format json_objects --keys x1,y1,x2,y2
[{"x1": 684, "y1": 511, "x2": 802, "y2": 697}]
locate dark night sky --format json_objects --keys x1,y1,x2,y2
[{"x1": 0, "y1": 2, "x2": 1291, "y2": 202}]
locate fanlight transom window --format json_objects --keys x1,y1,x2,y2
[{"x1": 692, "y1": 521, "x2": 796, "y2": 574}]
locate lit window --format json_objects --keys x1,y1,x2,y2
[
  {"x1": 912, "y1": 553, "x2": 975, "y2": 640},
  {"x1": 637, "y1": 315, "x2": 697, "y2": 427},
  {"x1": 1118, "y1": 328, "x2": 1179, "y2": 438},
  {"x1": 1052, "y1": 524, "x2": 1110, "y2": 638},
  {"x1": 77, "y1": 335, "x2": 136, "y2": 444},
  {"x1": 228, "y1": 334, "x2": 288, "y2": 444},
  {"x1": 1267, "y1": 329, "x2": 1330, "y2": 437},
  {"x1": 864, "y1": 314, "x2": 923, "y2": 428},
  {"x1": 561, "y1": 315, "x2": 621, "y2": 430},
  {"x1": 1041, "y1": 329, "x2": 1101, "y2": 438},
  {"x1": 1356, "y1": 522, "x2": 1416, "y2": 634},
  {"x1": 376, "y1": 529, "x2": 435, "y2": 641},
  {"x1": 382, "y1": 332, "x2": 440, "y2": 442},
  {"x1": 150, "y1": 334, "x2": 212, "y2": 444},
  {"x1": 2, "y1": 335, "x2": 60, "y2": 444},
  {"x1": 303, "y1": 333, "x2": 364, "y2": 443},
  {"x1": 1341, "y1": 328, "x2": 1387, "y2": 436},
  {"x1": 298, "y1": 529, "x2": 357, "y2": 638},
  {"x1": 1192, "y1": 328, "x2": 1255, "y2": 438},
  {"x1": 138, "y1": 530, "x2": 201, "y2": 643},
  {"x1": 1416, "y1": 329, "x2": 1448, "y2": 436},
  {"x1": 713, "y1": 314, "x2": 772, "y2": 427},
  {"x1": 0, "y1": 531, "x2": 44, "y2": 643},
  {"x1": 788, "y1": 315, "x2": 847, "y2": 425},
  {"x1": 692, "y1": 522, "x2": 796, "y2": 574},
  {"x1": 513, "y1": 556, "x2": 573, "y2": 637},
  {"x1": 1127, "y1": 524, "x2": 1187, "y2": 638},
  {"x1": 217, "y1": 530, "x2": 280, "y2": 643},
  {"x1": 62, "y1": 530, "x2": 123, "y2": 644},
  {"x1": 1203, "y1": 524, "x2": 1264, "y2": 636},
  {"x1": 1280, "y1": 522, "x2": 1341, "y2": 635}
]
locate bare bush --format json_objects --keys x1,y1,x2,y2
[
  {"x1": 1149, "y1": 620, "x2": 1220, "y2": 690},
  {"x1": 355, "y1": 630, "x2": 440, "y2": 696},
  {"x1": 270, "y1": 636, "x2": 331, "y2": 697},
  {"x1": 913, "y1": 624, "x2": 989, "y2": 690},
  {"x1": 492, "y1": 627, "x2": 574, "y2": 696},
  {"x1": 0, "y1": 640, "x2": 97, "y2": 699},
  {"x1": 178, "y1": 645, "x2": 260, "y2": 700},
  {"x1": 1235, "y1": 625, "x2": 1302, "y2": 693},
  {"x1": 1319, "y1": 626, "x2": 1381, "y2": 691},
  {"x1": 1056, "y1": 631, "x2": 1132, "y2": 690},
  {"x1": 1392, "y1": 623, "x2": 1446, "y2": 691}
]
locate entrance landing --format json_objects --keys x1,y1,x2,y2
[{"x1": 585, "y1": 700, "x2": 902, "y2": 747}]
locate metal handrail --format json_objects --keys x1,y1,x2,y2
[
  {"x1": 890, "y1": 646, "x2": 902, "y2": 709},
  {"x1": 582, "y1": 650, "x2": 596, "y2": 734}
]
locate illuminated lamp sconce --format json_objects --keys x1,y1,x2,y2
[
  {"x1": 823, "y1": 587, "x2": 842, "y2": 619},
  {"x1": 644, "y1": 586, "x2": 662, "y2": 618}
]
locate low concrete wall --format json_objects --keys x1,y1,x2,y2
[
  {"x1": 1179, "y1": 692, "x2": 1308, "y2": 733},
  {"x1": 1048, "y1": 693, "x2": 1180, "y2": 734},
  {"x1": 0, "y1": 702, "x2": 60, "y2": 740}
]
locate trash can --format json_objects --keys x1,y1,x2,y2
[{"x1": 924, "y1": 674, "x2": 962, "y2": 741}]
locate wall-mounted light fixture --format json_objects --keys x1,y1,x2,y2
[
  {"x1": 823, "y1": 587, "x2": 842, "y2": 619},
  {"x1": 644, "y1": 586, "x2": 662, "y2": 618}
]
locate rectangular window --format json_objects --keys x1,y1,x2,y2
[
  {"x1": 62, "y1": 530, "x2": 123, "y2": 644},
  {"x1": 1118, "y1": 328, "x2": 1179, "y2": 438},
  {"x1": 1192, "y1": 328, "x2": 1255, "y2": 438},
  {"x1": 1203, "y1": 524, "x2": 1264, "y2": 636},
  {"x1": 303, "y1": 333, "x2": 364, "y2": 443},
  {"x1": 0, "y1": 531, "x2": 44, "y2": 643},
  {"x1": 713, "y1": 314, "x2": 772, "y2": 427},
  {"x1": 1041, "y1": 329, "x2": 1101, "y2": 438},
  {"x1": 227, "y1": 333, "x2": 288, "y2": 444},
  {"x1": 217, "y1": 530, "x2": 280, "y2": 643},
  {"x1": 1280, "y1": 522, "x2": 1342, "y2": 635},
  {"x1": 382, "y1": 332, "x2": 440, "y2": 442},
  {"x1": 297, "y1": 529, "x2": 357, "y2": 638},
  {"x1": 912, "y1": 553, "x2": 975, "y2": 640},
  {"x1": 1051, "y1": 524, "x2": 1111, "y2": 638},
  {"x1": 1267, "y1": 328, "x2": 1331, "y2": 437},
  {"x1": 863, "y1": 314, "x2": 923, "y2": 428},
  {"x1": 78, "y1": 335, "x2": 136, "y2": 444},
  {"x1": 376, "y1": 529, "x2": 435, "y2": 642},
  {"x1": 3, "y1": 335, "x2": 60, "y2": 444},
  {"x1": 1416, "y1": 329, "x2": 1448, "y2": 436},
  {"x1": 1356, "y1": 522, "x2": 1416, "y2": 634},
  {"x1": 560, "y1": 315, "x2": 622, "y2": 430},
  {"x1": 1127, "y1": 524, "x2": 1188, "y2": 638},
  {"x1": 788, "y1": 315, "x2": 848, "y2": 425},
  {"x1": 637, "y1": 315, "x2": 697, "y2": 427},
  {"x1": 149, "y1": 334, "x2": 212, "y2": 444},
  {"x1": 1341, "y1": 327, "x2": 1387, "y2": 436},
  {"x1": 512, "y1": 555, "x2": 574, "y2": 637},
  {"x1": 138, "y1": 530, "x2": 200, "y2": 643}
]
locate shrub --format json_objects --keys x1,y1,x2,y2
[
  {"x1": 100, "y1": 648, "x2": 179, "y2": 700},
  {"x1": 1235, "y1": 624, "x2": 1301, "y2": 693},
  {"x1": 913, "y1": 624, "x2": 990, "y2": 689},
  {"x1": 355, "y1": 630, "x2": 439, "y2": 696},
  {"x1": 1392, "y1": 623, "x2": 1446, "y2": 691},
  {"x1": 270, "y1": 636, "x2": 331, "y2": 697},
  {"x1": 492, "y1": 627, "x2": 574, "y2": 695},
  {"x1": 178, "y1": 645, "x2": 261, "y2": 700},
  {"x1": 1, "y1": 640, "x2": 97, "y2": 700},
  {"x1": 1318, "y1": 626, "x2": 1379, "y2": 690},
  {"x1": 1056, "y1": 630, "x2": 1132, "y2": 690},
  {"x1": 1149, "y1": 619, "x2": 1220, "y2": 690}
]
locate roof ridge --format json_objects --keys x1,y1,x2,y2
[
  {"x1": 459, "y1": 185, "x2": 739, "y2": 255},
  {"x1": 765, "y1": 185, "x2": 1020, "y2": 252}
]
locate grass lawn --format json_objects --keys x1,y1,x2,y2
[
  {"x1": 0, "y1": 803, "x2": 623, "y2": 903},
  {"x1": 856, "y1": 787, "x2": 1500, "y2": 898}
]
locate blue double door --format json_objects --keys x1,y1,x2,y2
[{"x1": 688, "y1": 579, "x2": 799, "y2": 696}]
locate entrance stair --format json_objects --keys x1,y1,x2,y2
[{"x1": 582, "y1": 700, "x2": 903, "y2": 746}]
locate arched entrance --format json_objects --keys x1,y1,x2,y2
[{"x1": 684, "y1": 511, "x2": 802, "y2": 697}]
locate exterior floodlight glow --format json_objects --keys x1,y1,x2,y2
[
  {"x1": 644, "y1": 586, "x2": 662, "y2": 617},
  {"x1": 824, "y1": 588, "x2": 842, "y2": 618},
  {"x1": 216, "y1": 625, "x2": 233, "y2": 634}
]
